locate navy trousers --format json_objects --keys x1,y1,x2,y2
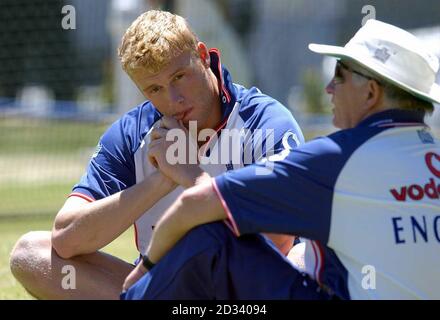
[{"x1": 121, "y1": 222, "x2": 331, "y2": 300}]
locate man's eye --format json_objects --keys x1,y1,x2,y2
[
  {"x1": 335, "y1": 67, "x2": 342, "y2": 78},
  {"x1": 333, "y1": 66, "x2": 344, "y2": 83},
  {"x1": 150, "y1": 87, "x2": 161, "y2": 94},
  {"x1": 174, "y1": 74, "x2": 184, "y2": 81}
]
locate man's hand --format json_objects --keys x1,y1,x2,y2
[
  {"x1": 122, "y1": 262, "x2": 148, "y2": 293},
  {"x1": 263, "y1": 233, "x2": 295, "y2": 256},
  {"x1": 148, "y1": 117, "x2": 204, "y2": 188},
  {"x1": 151, "y1": 169, "x2": 178, "y2": 195}
]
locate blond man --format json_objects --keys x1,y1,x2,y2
[{"x1": 10, "y1": 10, "x2": 303, "y2": 299}]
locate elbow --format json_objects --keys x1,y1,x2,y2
[
  {"x1": 51, "y1": 198, "x2": 94, "y2": 259},
  {"x1": 178, "y1": 183, "x2": 227, "y2": 225},
  {"x1": 179, "y1": 188, "x2": 197, "y2": 205},
  {"x1": 51, "y1": 223, "x2": 78, "y2": 260},
  {"x1": 179, "y1": 187, "x2": 206, "y2": 211},
  {"x1": 180, "y1": 180, "x2": 214, "y2": 203}
]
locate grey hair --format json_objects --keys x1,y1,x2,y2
[{"x1": 351, "y1": 64, "x2": 434, "y2": 114}]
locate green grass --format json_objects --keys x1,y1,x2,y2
[
  {"x1": 0, "y1": 117, "x2": 108, "y2": 216},
  {"x1": 0, "y1": 182, "x2": 76, "y2": 216},
  {"x1": 0, "y1": 117, "x2": 138, "y2": 299},
  {"x1": 0, "y1": 117, "x2": 109, "y2": 155},
  {"x1": 0, "y1": 215, "x2": 138, "y2": 299}
]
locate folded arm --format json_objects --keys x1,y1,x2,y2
[{"x1": 52, "y1": 171, "x2": 176, "y2": 259}]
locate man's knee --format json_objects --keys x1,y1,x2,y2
[
  {"x1": 154, "y1": 222, "x2": 231, "y2": 274},
  {"x1": 184, "y1": 222, "x2": 233, "y2": 247},
  {"x1": 9, "y1": 231, "x2": 51, "y2": 282}
]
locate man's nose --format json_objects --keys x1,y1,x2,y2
[
  {"x1": 325, "y1": 80, "x2": 335, "y2": 95},
  {"x1": 169, "y1": 87, "x2": 184, "y2": 105}
]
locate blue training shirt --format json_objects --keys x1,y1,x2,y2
[{"x1": 71, "y1": 49, "x2": 304, "y2": 255}]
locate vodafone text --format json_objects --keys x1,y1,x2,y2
[{"x1": 390, "y1": 152, "x2": 440, "y2": 244}]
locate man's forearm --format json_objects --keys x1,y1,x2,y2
[
  {"x1": 146, "y1": 179, "x2": 227, "y2": 264},
  {"x1": 52, "y1": 172, "x2": 175, "y2": 258}
]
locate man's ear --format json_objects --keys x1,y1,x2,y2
[
  {"x1": 365, "y1": 80, "x2": 383, "y2": 110},
  {"x1": 197, "y1": 42, "x2": 210, "y2": 68}
]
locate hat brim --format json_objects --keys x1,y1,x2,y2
[{"x1": 309, "y1": 43, "x2": 440, "y2": 105}]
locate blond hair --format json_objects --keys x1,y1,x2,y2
[{"x1": 118, "y1": 10, "x2": 199, "y2": 74}]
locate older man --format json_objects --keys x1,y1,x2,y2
[{"x1": 123, "y1": 20, "x2": 440, "y2": 299}]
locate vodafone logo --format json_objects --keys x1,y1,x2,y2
[
  {"x1": 390, "y1": 152, "x2": 440, "y2": 202},
  {"x1": 426, "y1": 152, "x2": 440, "y2": 179}
]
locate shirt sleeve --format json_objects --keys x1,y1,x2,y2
[
  {"x1": 71, "y1": 116, "x2": 138, "y2": 201},
  {"x1": 213, "y1": 136, "x2": 343, "y2": 244},
  {"x1": 239, "y1": 89, "x2": 305, "y2": 165}
]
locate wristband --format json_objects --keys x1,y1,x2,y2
[{"x1": 141, "y1": 254, "x2": 156, "y2": 270}]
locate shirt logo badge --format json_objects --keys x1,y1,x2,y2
[
  {"x1": 418, "y1": 129, "x2": 434, "y2": 144},
  {"x1": 374, "y1": 47, "x2": 391, "y2": 63}
]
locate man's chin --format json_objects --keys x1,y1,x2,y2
[
  {"x1": 332, "y1": 117, "x2": 343, "y2": 129},
  {"x1": 181, "y1": 120, "x2": 189, "y2": 129},
  {"x1": 182, "y1": 119, "x2": 196, "y2": 129},
  {"x1": 182, "y1": 119, "x2": 204, "y2": 133}
]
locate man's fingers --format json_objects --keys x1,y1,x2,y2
[
  {"x1": 122, "y1": 264, "x2": 148, "y2": 292},
  {"x1": 161, "y1": 116, "x2": 181, "y2": 129},
  {"x1": 122, "y1": 274, "x2": 137, "y2": 292},
  {"x1": 148, "y1": 154, "x2": 159, "y2": 168},
  {"x1": 148, "y1": 139, "x2": 166, "y2": 168},
  {"x1": 151, "y1": 127, "x2": 169, "y2": 141},
  {"x1": 148, "y1": 137, "x2": 163, "y2": 150}
]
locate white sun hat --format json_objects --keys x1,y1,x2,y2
[{"x1": 309, "y1": 19, "x2": 440, "y2": 104}]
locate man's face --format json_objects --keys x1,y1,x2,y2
[
  {"x1": 325, "y1": 61, "x2": 371, "y2": 129},
  {"x1": 129, "y1": 49, "x2": 220, "y2": 131}
]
